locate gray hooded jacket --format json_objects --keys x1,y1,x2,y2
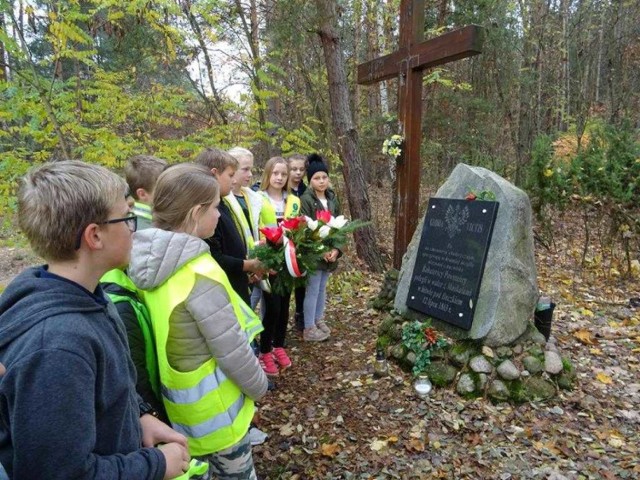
[{"x1": 128, "y1": 228, "x2": 267, "y2": 401}]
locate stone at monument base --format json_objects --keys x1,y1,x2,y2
[{"x1": 395, "y1": 163, "x2": 538, "y2": 346}]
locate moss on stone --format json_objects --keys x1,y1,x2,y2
[
  {"x1": 389, "y1": 323, "x2": 404, "y2": 341},
  {"x1": 376, "y1": 335, "x2": 391, "y2": 350},
  {"x1": 522, "y1": 376, "x2": 556, "y2": 401},
  {"x1": 450, "y1": 339, "x2": 481, "y2": 358},
  {"x1": 424, "y1": 361, "x2": 457, "y2": 387},
  {"x1": 390, "y1": 344, "x2": 406, "y2": 360},
  {"x1": 506, "y1": 379, "x2": 527, "y2": 403},
  {"x1": 556, "y1": 372, "x2": 575, "y2": 390},
  {"x1": 430, "y1": 345, "x2": 449, "y2": 360},
  {"x1": 377, "y1": 316, "x2": 396, "y2": 336},
  {"x1": 561, "y1": 356, "x2": 574, "y2": 374},
  {"x1": 527, "y1": 344, "x2": 544, "y2": 360},
  {"x1": 371, "y1": 296, "x2": 392, "y2": 310}
]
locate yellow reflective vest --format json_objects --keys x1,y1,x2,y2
[
  {"x1": 259, "y1": 191, "x2": 301, "y2": 229},
  {"x1": 138, "y1": 253, "x2": 263, "y2": 455}
]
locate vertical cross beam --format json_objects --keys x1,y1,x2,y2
[{"x1": 395, "y1": 0, "x2": 425, "y2": 269}]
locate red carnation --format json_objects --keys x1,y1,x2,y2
[
  {"x1": 260, "y1": 226, "x2": 283, "y2": 244},
  {"x1": 465, "y1": 192, "x2": 477, "y2": 201},
  {"x1": 316, "y1": 210, "x2": 332, "y2": 223}
]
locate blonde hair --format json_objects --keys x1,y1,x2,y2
[
  {"x1": 152, "y1": 163, "x2": 219, "y2": 233},
  {"x1": 194, "y1": 147, "x2": 238, "y2": 172},
  {"x1": 18, "y1": 160, "x2": 127, "y2": 261},
  {"x1": 227, "y1": 146, "x2": 254, "y2": 164},
  {"x1": 124, "y1": 155, "x2": 167, "y2": 200},
  {"x1": 261, "y1": 156, "x2": 289, "y2": 192}
]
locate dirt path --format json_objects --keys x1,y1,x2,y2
[
  {"x1": 0, "y1": 246, "x2": 39, "y2": 292},
  {"x1": 251, "y1": 212, "x2": 640, "y2": 479}
]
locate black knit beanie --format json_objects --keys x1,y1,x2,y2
[{"x1": 306, "y1": 153, "x2": 329, "y2": 182}]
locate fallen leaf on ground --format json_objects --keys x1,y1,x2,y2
[
  {"x1": 574, "y1": 329, "x2": 596, "y2": 345},
  {"x1": 406, "y1": 438, "x2": 425, "y2": 452},
  {"x1": 320, "y1": 443, "x2": 341, "y2": 457},
  {"x1": 370, "y1": 439, "x2": 388, "y2": 451},
  {"x1": 596, "y1": 372, "x2": 613, "y2": 384}
]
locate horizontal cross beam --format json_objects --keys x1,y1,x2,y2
[{"x1": 357, "y1": 25, "x2": 483, "y2": 85}]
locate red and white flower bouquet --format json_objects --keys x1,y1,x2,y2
[{"x1": 250, "y1": 211, "x2": 368, "y2": 295}]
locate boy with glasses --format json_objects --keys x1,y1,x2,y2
[{"x1": 0, "y1": 160, "x2": 189, "y2": 479}]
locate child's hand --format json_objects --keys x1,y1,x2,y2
[
  {"x1": 244, "y1": 258, "x2": 264, "y2": 274},
  {"x1": 323, "y1": 248, "x2": 339, "y2": 263},
  {"x1": 249, "y1": 272, "x2": 264, "y2": 282}
]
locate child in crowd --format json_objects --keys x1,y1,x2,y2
[
  {"x1": 125, "y1": 154, "x2": 167, "y2": 230},
  {"x1": 287, "y1": 153, "x2": 308, "y2": 334},
  {"x1": 300, "y1": 153, "x2": 342, "y2": 342},
  {"x1": 128, "y1": 163, "x2": 267, "y2": 479},
  {"x1": 227, "y1": 147, "x2": 270, "y2": 308},
  {"x1": 287, "y1": 153, "x2": 307, "y2": 198},
  {"x1": 101, "y1": 235, "x2": 209, "y2": 479},
  {"x1": 257, "y1": 157, "x2": 301, "y2": 375},
  {"x1": 0, "y1": 161, "x2": 188, "y2": 479},
  {"x1": 194, "y1": 148, "x2": 264, "y2": 305}
]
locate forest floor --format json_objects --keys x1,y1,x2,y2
[
  {"x1": 0, "y1": 189, "x2": 638, "y2": 479},
  {"x1": 248, "y1": 192, "x2": 640, "y2": 479}
]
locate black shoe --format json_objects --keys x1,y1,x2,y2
[{"x1": 294, "y1": 312, "x2": 304, "y2": 332}]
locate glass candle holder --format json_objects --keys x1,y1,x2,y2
[
  {"x1": 373, "y1": 348, "x2": 389, "y2": 378},
  {"x1": 413, "y1": 375, "x2": 432, "y2": 399}
]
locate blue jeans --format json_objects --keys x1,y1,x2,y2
[{"x1": 303, "y1": 270, "x2": 330, "y2": 329}]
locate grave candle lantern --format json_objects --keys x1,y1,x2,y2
[
  {"x1": 413, "y1": 375, "x2": 432, "y2": 399},
  {"x1": 373, "y1": 347, "x2": 389, "y2": 378}
]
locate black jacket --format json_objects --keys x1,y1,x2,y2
[{"x1": 205, "y1": 200, "x2": 251, "y2": 304}]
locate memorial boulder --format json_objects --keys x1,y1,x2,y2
[{"x1": 395, "y1": 164, "x2": 538, "y2": 346}]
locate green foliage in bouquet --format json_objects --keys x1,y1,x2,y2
[{"x1": 250, "y1": 212, "x2": 369, "y2": 295}]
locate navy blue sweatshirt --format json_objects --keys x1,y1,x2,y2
[{"x1": 0, "y1": 267, "x2": 165, "y2": 479}]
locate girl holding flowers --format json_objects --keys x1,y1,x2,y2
[
  {"x1": 299, "y1": 153, "x2": 342, "y2": 342},
  {"x1": 257, "y1": 157, "x2": 301, "y2": 375}
]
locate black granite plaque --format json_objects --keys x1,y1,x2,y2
[{"x1": 406, "y1": 198, "x2": 499, "y2": 330}]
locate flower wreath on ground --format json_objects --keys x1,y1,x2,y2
[{"x1": 250, "y1": 211, "x2": 368, "y2": 295}]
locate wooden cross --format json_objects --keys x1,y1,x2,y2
[{"x1": 357, "y1": 0, "x2": 483, "y2": 269}]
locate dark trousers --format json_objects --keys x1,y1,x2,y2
[
  {"x1": 294, "y1": 286, "x2": 306, "y2": 329},
  {"x1": 260, "y1": 289, "x2": 290, "y2": 353}
]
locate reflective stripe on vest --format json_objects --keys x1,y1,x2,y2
[
  {"x1": 224, "y1": 194, "x2": 254, "y2": 250},
  {"x1": 172, "y1": 395, "x2": 244, "y2": 439},
  {"x1": 133, "y1": 201, "x2": 152, "y2": 220},
  {"x1": 139, "y1": 253, "x2": 261, "y2": 455},
  {"x1": 161, "y1": 365, "x2": 227, "y2": 404}
]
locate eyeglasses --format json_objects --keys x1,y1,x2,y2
[
  {"x1": 74, "y1": 214, "x2": 138, "y2": 250},
  {"x1": 99, "y1": 215, "x2": 138, "y2": 232}
]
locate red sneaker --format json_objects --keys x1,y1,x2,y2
[
  {"x1": 272, "y1": 347, "x2": 292, "y2": 370},
  {"x1": 259, "y1": 352, "x2": 279, "y2": 376}
]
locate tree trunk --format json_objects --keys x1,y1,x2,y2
[
  {"x1": 314, "y1": 0, "x2": 385, "y2": 272},
  {"x1": 233, "y1": 0, "x2": 277, "y2": 162},
  {"x1": 181, "y1": 0, "x2": 228, "y2": 125},
  {"x1": 0, "y1": 12, "x2": 6, "y2": 81}
]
